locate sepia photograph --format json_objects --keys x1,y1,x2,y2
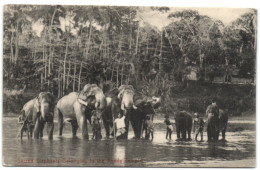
[{"x1": 2, "y1": 2, "x2": 257, "y2": 167}]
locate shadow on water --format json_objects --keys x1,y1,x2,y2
[{"x1": 2, "y1": 117, "x2": 256, "y2": 167}]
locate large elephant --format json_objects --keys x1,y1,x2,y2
[
  {"x1": 207, "y1": 108, "x2": 228, "y2": 141},
  {"x1": 131, "y1": 95, "x2": 161, "y2": 139},
  {"x1": 174, "y1": 111, "x2": 193, "y2": 141},
  {"x1": 20, "y1": 92, "x2": 55, "y2": 140},
  {"x1": 56, "y1": 84, "x2": 106, "y2": 139},
  {"x1": 102, "y1": 85, "x2": 137, "y2": 139},
  {"x1": 206, "y1": 103, "x2": 220, "y2": 141}
]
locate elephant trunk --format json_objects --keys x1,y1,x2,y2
[
  {"x1": 95, "y1": 92, "x2": 106, "y2": 110},
  {"x1": 40, "y1": 102, "x2": 50, "y2": 121},
  {"x1": 121, "y1": 93, "x2": 137, "y2": 110}
]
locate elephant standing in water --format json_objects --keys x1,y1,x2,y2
[
  {"x1": 102, "y1": 85, "x2": 137, "y2": 139},
  {"x1": 132, "y1": 95, "x2": 161, "y2": 139},
  {"x1": 56, "y1": 84, "x2": 106, "y2": 139},
  {"x1": 174, "y1": 111, "x2": 193, "y2": 141},
  {"x1": 19, "y1": 92, "x2": 55, "y2": 140},
  {"x1": 206, "y1": 100, "x2": 221, "y2": 141},
  {"x1": 207, "y1": 108, "x2": 228, "y2": 141},
  {"x1": 102, "y1": 85, "x2": 161, "y2": 139}
]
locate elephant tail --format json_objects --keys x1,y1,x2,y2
[{"x1": 55, "y1": 107, "x2": 65, "y2": 125}]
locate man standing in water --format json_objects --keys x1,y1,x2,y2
[
  {"x1": 206, "y1": 99, "x2": 219, "y2": 117},
  {"x1": 114, "y1": 112, "x2": 126, "y2": 139},
  {"x1": 164, "y1": 115, "x2": 173, "y2": 140},
  {"x1": 193, "y1": 113, "x2": 205, "y2": 141}
]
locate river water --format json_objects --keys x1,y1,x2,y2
[{"x1": 2, "y1": 117, "x2": 256, "y2": 167}]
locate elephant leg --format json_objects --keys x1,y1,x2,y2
[
  {"x1": 188, "y1": 130, "x2": 191, "y2": 140},
  {"x1": 29, "y1": 125, "x2": 33, "y2": 138},
  {"x1": 46, "y1": 121, "x2": 54, "y2": 140},
  {"x1": 147, "y1": 131, "x2": 150, "y2": 139},
  {"x1": 135, "y1": 121, "x2": 142, "y2": 139},
  {"x1": 181, "y1": 129, "x2": 186, "y2": 140},
  {"x1": 20, "y1": 130, "x2": 23, "y2": 140},
  {"x1": 215, "y1": 119, "x2": 220, "y2": 140},
  {"x1": 78, "y1": 116, "x2": 88, "y2": 139},
  {"x1": 103, "y1": 120, "x2": 110, "y2": 138},
  {"x1": 57, "y1": 110, "x2": 64, "y2": 136},
  {"x1": 176, "y1": 127, "x2": 181, "y2": 139},
  {"x1": 166, "y1": 129, "x2": 168, "y2": 139},
  {"x1": 27, "y1": 129, "x2": 30, "y2": 139},
  {"x1": 211, "y1": 125, "x2": 216, "y2": 141},
  {"x1": 39, "y1": 122, "x2": 45, "y2": 138},
  {"x1": 124, "y1": 116, "x2": 130, "y2": 139},
  {"x1": 207, "y1": 124, "x2": 211, "y2": 141},
  {"x1": 145, "y1": 130, "x2": 148, "y2": 139},
  {"x1": 222, "y1": 129, "x2": 226, "y2": 140},
  {"x1": 33, "y1": 119, "x2": 40, "y2": 139},
  {"x1": 71, "y1": 121, "x2": 79, "y2": 137},
  {"x1": 169, "y1": 130, "x2": 172, "y2": 140}
]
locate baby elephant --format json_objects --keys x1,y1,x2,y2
[
  {"x1": 91, "y1": 111, "x2": 102, "y2": 140},
  {"x1": 143, "y1": 114, "x2": 154, "y2": 139}
]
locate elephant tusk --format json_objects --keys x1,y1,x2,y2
[
  {"x1": 121, "y1": 103, "x2": 125, "y2": 111},
  {"x1": 133, "y1": 105, "x2": 138, "y2": 110},
  {"x1": 106, "y1": 97, "x2": 112, "y2": 107},
  {"x1": 77, "y1": 98, "x2": 89, "y2": 106},
  {"x1": 95, "y1": 102, "x2": 100, "y2": 109}
]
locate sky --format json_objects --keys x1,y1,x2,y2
[
  {"x1": 32, "y1": 7, "x2": 253, "y2": 36},
  {"x1": 139, "y1": 7, "x2": 252, "y2": 30}
]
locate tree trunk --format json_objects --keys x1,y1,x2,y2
[
  {"x1": 73, "y1": 57, "x2": 77, "y2": 92},
  {"x1": 63, "y1": 40, "x2": 69, "y2": 95},
  {"x1": 78, "y1": 62, "x2": 83, "y2": 91},
  {"x1": 58, "y1": 66, "x2": 60, "y2": 98},
  {"x1": 43, "y1": 44, "x2": 47, "y2": 85},
  {"x1": 159, "y1": 30, "x2": 163, "y2": 74},
  {"x1": 10, "y1": 30, "x2": 14, "y2": 63},
  {"x1": 121, "y1": 62, "x2": 124, "y2": 84},
  {"x1": 67, "y1": 59, "x2": 71, "y2": 89},
  {"x1": 116, "y1": 62, "x2": 119, "y2": 88},
  {"x1": 135, "y1": 23, "x2": 140, "y2": 55},
  {"x1": 48, "y1": 46, "x2": 51, "y2": 88},
  {"x1": 14, "y1": 25, "x2": 19, "y2": 64},
  {"x1": 129, "y1": 11, "x2": 132, "y2": 52}
]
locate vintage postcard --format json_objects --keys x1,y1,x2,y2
[{"x1": 2, "y1": 4, "x2": 256, "y2": 167}]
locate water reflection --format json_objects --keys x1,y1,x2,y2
[
  {"x1": 2, "y1": 117, "x2": 256, "y2": 167},
  {"x1": 113, "y1": 142, "x2": 125, "y2": 166}
]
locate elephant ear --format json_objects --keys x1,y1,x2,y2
[
  {"x1": 106, "y1": 88, "x2": 119, "y2": 99},
  {"x1": 34, "y1": 96, "x2": 40, "y2": 113},
  {"x1": 117, "y1": 85, "x2": 127, "y2": 99},
  {"x1": 118, "y1": 85, "x2": 135, "y2": 99},
  {"x1": 81, "y1": 84, "x2": 98, "y2": 98},
  {"x1": 82, "y1": 84, "x2": 93, "y2": 94},
  {"x1": 134, "y1": 99, "x2": 146, "y2": 107},
  {"x1": 118, "y1": 85, "x2": 128, "y2": 92}
]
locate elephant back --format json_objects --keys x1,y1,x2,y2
[
  {"x1": 174, "y1": 111, "x2": 192, "y2": 122},
  {"x1": 22, "y1": 98, "x2": 40, "y2": 123},
  {"x1": 57, "y1": 92, "x2": 79, "y2": 117}
]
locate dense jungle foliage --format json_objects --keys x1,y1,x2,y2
[{"x1": 3, "y1": 5, "x2": 256, "y2": 116}]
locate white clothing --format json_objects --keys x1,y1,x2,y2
[{"x1": 114, "y1": 116, "x2": 126, "y2": 129}]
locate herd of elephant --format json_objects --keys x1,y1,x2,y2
[
  {"x1": 18, "y1": 84, "x2": 161, "y2": 140},
  {"x1": 173, "y1": 109, "x2": 228, "y2": 142},
  {"x1": 18, "y1": 83, "x2": 228, "y2": 142}
]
